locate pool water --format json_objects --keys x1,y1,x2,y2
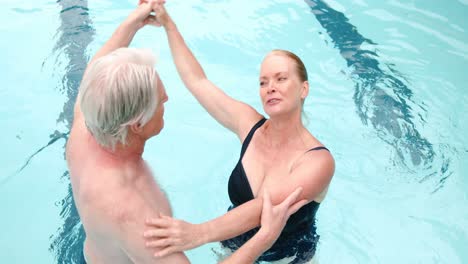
[{"x1": 0, "y1": 0, "x2": 467, "y2": 263}]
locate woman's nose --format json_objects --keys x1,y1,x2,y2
[{"x1": 267, "y1": 82, "x2": 276, "y2": 93}]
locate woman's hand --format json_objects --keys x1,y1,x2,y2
[
  {"x1": 137, "y1": 0, "x2": 171, "y2": 28},
  {"x1": 150, "y1": 1, "x2": 171, "y2": 28},
  {"x1": 257, "y1": 187, "x2": 308, "y2": 249},
  {"x1": 219, "y1": 188, "x2": 308, "y2": 264},
  {"x1": 131, "y1": 0, "x2": 166, "y2": 29},
  {"x1": 144, "y1": 214, "x2": 205, "y2": 257}
]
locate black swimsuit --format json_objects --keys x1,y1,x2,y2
[{"x1": 221, "y1": 118, "x2": 329, "y2": 264}]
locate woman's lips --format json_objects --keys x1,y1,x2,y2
[{"x1": 266, "y1": 98, "x2": 280, "y2": 105}]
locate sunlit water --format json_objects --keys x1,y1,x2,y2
[{"x1": 0, "y1": 0, "x2": 467, "y2": 263}]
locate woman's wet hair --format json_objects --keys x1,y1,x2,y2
[{"x1": 269, "y1": 49, "x2": 308, "y2": 82}]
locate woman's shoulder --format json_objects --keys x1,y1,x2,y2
[
  {"x1": 293, "y1": 142, "x2": 335, "y2": 179},
  {"x1": 304, "y1": 147, "x2": 335, "y2": 177},
  {"x1": 237, "y1": 113, "x2": 266, "y2": 143}
]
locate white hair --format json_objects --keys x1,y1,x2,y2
[{"x1": 79, "y1": 47, "x2": 158, "y2": 149}]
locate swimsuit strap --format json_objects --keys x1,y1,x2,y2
[
  {"x1": 240, "y1": 118, "x2": 267, "y2": 157},
  {"x1": 306, "y1": 146, "x2": 330, "y2": 153}
]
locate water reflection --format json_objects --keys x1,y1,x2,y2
[
  {"x1": 305, "y1": 0, "x2": 452, "y2": 190},
  {"x1": 48, "y1": 0, "x2": 94, "y2": 263}
]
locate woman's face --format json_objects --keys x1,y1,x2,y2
[{"x1": 259, "y1": 54, "x2": 308, "y2": 118}]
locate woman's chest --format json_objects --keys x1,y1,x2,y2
[{"x1": 241, "y1": 145, "x2": 304, "y2": 197}]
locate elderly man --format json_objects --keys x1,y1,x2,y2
[{"x1": 66, "y1": 1, "x2": 305, "y2": 263}]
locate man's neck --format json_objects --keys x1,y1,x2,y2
[{"x1": 101, "y1": 134, "x2": 146, "y2": 162}]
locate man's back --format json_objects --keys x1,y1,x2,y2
[{"x1": 66, "y1": 115, "x2": 188, "y2": 263}]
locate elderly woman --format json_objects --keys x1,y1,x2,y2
[{"x1": 144, "y1": 3, "x2": 335, "y2": 264}]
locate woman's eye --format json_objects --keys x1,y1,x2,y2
[
  {"x1": 278, "y1": 77, "x2": 287, "y2": 81},
  {"x1": 260, "y1": 81, "x2": 266, "y2": 86}
]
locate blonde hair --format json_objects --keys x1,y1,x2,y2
[
  {"x1": 269, "y1": 49, "x2": 308, "y2": 82},
  {"x1": 79, "y1": 48, "x2": 158, "y2": 149}
]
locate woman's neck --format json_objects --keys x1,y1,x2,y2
[{"x1": 263, "y1": 113, "x2": 307, "y2": 149}]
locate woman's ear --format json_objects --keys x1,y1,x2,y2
[{"x1": 301, "y1": 81, "x2": 309, "y2": 99}]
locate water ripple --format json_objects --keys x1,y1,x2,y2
[
  {"x1": 304, "y1": 0, "x2": 461, "y2": 193},
  {"x1": 46, "y1": 0, "x2": 95, "y2": 263},
  {"x1": 12, "y1": 7, "x2": 41, "y2": 13}
]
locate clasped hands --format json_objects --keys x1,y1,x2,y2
[{"x1": 129, "y1": 0, "x2": 169, "y2": 29}]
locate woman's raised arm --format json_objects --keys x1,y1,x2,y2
[{"x1": 151, "y1": 3, "x2": 262, "y2": 139}]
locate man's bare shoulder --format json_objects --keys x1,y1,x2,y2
[{"x1": 81, "y1": 165, "x2": 168, "y2": 225}]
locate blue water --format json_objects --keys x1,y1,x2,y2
[{"x1": 0, "y1": 0, "x2": 467, "y2": 263}]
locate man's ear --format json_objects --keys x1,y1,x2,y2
[{"x1": 130, "y1": 122, "x2": 143, "y2": 134}]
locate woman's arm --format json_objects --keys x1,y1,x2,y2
[
  {"x1": 220, "y1": 188, "x2": 307, "y2": 264},
  {"x1": 144, "y1": 152, "x2": 334, "y2": 256},
  {"x1": 144, "y1": 188, "x2": 306, "y2": 262},
  {"x1": 151, "y1": 3, "x2": 262, "y2": 139},
  {"x1": 144, "y1": 197, "x2": 263, "y2": 256}
]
